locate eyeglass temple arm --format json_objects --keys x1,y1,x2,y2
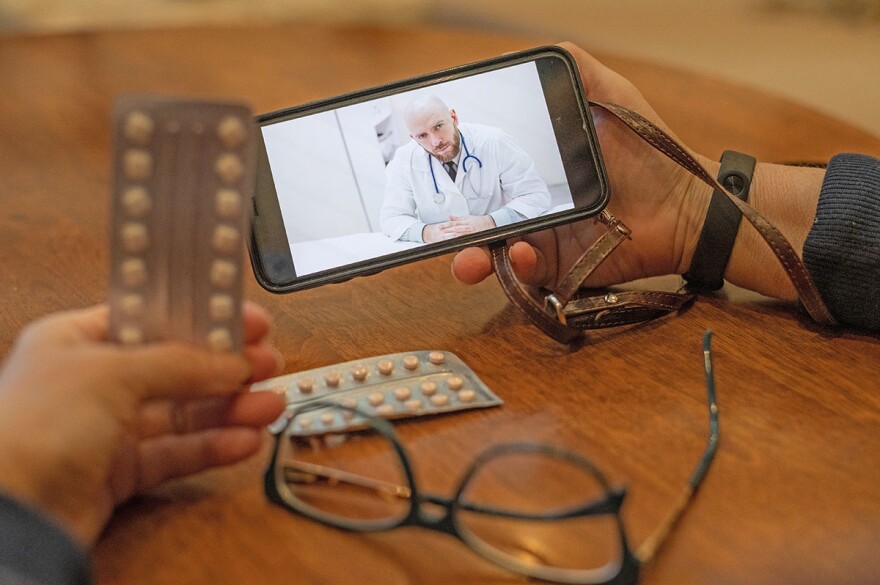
[
  {"x1": 283, "y1": 461, "x2": 413, "y2": 500},
  {"x1": 634, "y1": 330, "x2": 720, "y2": 564}
]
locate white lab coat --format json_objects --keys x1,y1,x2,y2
[{"x1": 380, "y1": 123, "x2": 552, "y2": 241}]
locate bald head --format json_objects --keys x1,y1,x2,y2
[
  {"x1": 404, "y1": 94, "x2": 461, "y2": 163},
  {"x1": 404, "y1": 95, "x2": 450, "y2": 129}
]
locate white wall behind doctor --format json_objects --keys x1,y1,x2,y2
[{"x1": 261, "y1": 111, "x2": 372, "y2": 244}]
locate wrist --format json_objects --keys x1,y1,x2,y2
[{"x1": 722, "y1": 162, "x2": 824, "y2": 300}]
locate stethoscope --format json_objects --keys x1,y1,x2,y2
[{"x1": 429, "y1": 130, "x2": 483, "y2": 204}]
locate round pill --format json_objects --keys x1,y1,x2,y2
[
  {"x1": 352, "y1": 366, "x2": 368, "y2": 382},
  {"x1": 217, "y1": 116, "x2": 247, "y2": 149},
  {"x1": 393, "y1": 386, "x2": 411, "y2": 401},
  {"x1": 341, "y1": 398, "x2": 357, "y2": 419},
  {"x1": 404, "y1": 399, "x2": 422, "y2": 412},
  {"x1": 207, "y1": 327, "x2": 233, "y2": 351},
  {"x1": 298, "y1": 416, "x2": 313, "y2": 430},
  {"x1": 420, "y1": 381, "x2": 438, "y2": 396},
  {"x1": 215, "y1": 189, "x2": 242, "y2": 218},
  {"x1": 458, "y1": 389, "x2": 476, "y2": 403},
  {"x1": 124, "y1": 111, "x2": 154, "y2": 145},
  {"x1": 320, "y1": 412, "x2": 336, "y2": 426},
  {"x1": 368, "y1": 392, "x2": 385, "y2": 407},
  {"x1": 210, "y1": 259, "x2": 238, "y2": 289},
  {"x1": 124, "y1": 149, "x2": 153, "y2": 181},
  {"x1": 120, "y1": 293, "x2": 145, "y2": 317},
  {"x1": 430, "y1": 394, "x2": 450, "y2": 407},
  {"x1": 296, "y1": 378, "x2": 314, "y2": 394},
  {"x1": 120, "y1": 222, "x2": 149, "y2": 253},
  {"x1": 377, "y1": 360, "x2": 394, "y2": 375},
  {"x1": 447, "y1": 376, "x2": 464, "y2": 391},
  {"x1": 118, "y1": 325, "x2": 143, "y2": 345},
  {"x1": 120, "y1": 258, "x2": 148, "y2": 287},
  {"x1": 403, "y1": 355, "x2": 420, "y2": 370},
  {"x1": 209, "y1": 294, "x2": 235, "y2": 321},
  {"x1": 324, "y1": 372, "x2": 341, "y2": 387},
  {"x1": 376, "y1": 404, "x2": 395, "y2": 417},
  {"x1": 121, "y1": 186, "x2": 152, "y2": 217},
  {"x1": 215, "y1": 153, "x2": 243, "y2": 184},
  {"x1": 212, "y1": 225, "x2": 240, "y2": 255},
  {"x1": 269, "y1": 385, "x2": 288, "y2": 400},
  {"x1": 428, "y1": 351, "x2": 445, "y2": 365}
]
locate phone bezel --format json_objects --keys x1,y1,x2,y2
[{"x1": 249, "y1": 45, "x2": 609, "y2": 293}]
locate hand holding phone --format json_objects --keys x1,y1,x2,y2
[
  {"x1": 249, "y1": 46, "x2": 609, "y2": 293},
  {"x1": 452, "y1": 42, "x2": 718, "y2": 293}
]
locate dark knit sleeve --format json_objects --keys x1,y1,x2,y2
[
  {"x1": 803, "y1": 153, "x2": 880, "y2": 330},
  {"x1": 0, "y1": 493, "x2": 91, "y2": 585}
]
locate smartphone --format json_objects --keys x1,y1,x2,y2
[{"x1": 249, "y1": 45, "x2": 609, "y2": 293}]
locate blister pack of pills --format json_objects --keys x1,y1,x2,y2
[
  {"x1": 108, "y1": 96, "x2": 255, "y2": 350},
  {"x1": 252, "y1": 350, "x2": 503, "y2": 436}
]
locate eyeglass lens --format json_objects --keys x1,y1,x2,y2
[
  {"x1": 456, "y1": 448, "x2": 624, "y2": 574},
  {"x1": 276, "y1": 408, "x2": 411, "y2": 528}
]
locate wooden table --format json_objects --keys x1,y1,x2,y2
[{"x1": 1, "y1": 22, "x2": 879, "y2": 585}]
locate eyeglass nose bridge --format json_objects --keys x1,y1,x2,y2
[{"x1": 412, "y1": 496, "x2": 459, "y2": 535}]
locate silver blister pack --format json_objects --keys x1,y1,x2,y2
[
  {"x1": 251, "y1": 350, "x2": 503, "y2": 435},
  {"x1": 108, "y1": 96, "x2": 254, "y2": 350}
]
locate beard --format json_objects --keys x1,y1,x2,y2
[{"x1": 430, "y1": 130, "x2": 461, "y2": 163}]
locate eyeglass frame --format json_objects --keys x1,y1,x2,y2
[{"x1": 263, "y1": 330, "x2": 720, "y2": 585}]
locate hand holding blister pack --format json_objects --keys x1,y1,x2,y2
[{"x1": 108, "y1": 96, "x2": 255, "y2": 350}]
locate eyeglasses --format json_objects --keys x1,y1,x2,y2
[{"x1": 264, "y1": 331, "x2": 720, "y2": 584}]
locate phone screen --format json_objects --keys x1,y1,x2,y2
[{"x1": 250, "y1": 47, "x2": 608, "y2": 292}]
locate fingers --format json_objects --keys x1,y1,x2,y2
[
  {"x1": 508, "y1": 241, "x2": 541, "y2": 284},
  {"x1": 556, "y1": 42, "x2": 630, "y2": 101},
  {"x1": 244, "y1": 340, "x2": 284, "y2": 383},
  {"x1": 134, "y1": 427, "x2": 265, "y2": 491},
  {"x1": 138, "y1": 391, "x2": 285, "y2": 439},
  {"x1": 242, "y1": 301, "x2": 272, "y2": 345},
  {"x1": 441, "y1": 225, "x2": 474, "y2": 236},
  {"x1": 19, "y1": 304, "x2": 111, "y2": 346},
  {"x1": 451, "y1": 241, "x2": 541, "y2": 286},
  {"x1": 451, "y1": 247, "x2": 493, "y2": 284},
  {"x1": 120, "y1": 343, "x2": 252, "y2": 401},
  {"x1": 115, "y1": 301, "x2": 280, "y2": 400},
  {"x1": 22, "y1": 302, "x2": 272, "y2": 352}
]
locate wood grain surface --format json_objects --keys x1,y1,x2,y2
[{"x1": 1, "y1": 22, "x2": 879, "y2": 585}]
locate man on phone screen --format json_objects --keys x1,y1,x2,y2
[{"x1": 380, "y1": 95, "x2": 552, "y2": 243}]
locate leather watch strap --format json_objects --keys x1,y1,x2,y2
[
  {"x1": 683, "y1": 150, "x2": 755, "y2": 290},
  {"x1": 491, "y1": 101, "x2": 836, "y2": 343},
  {"x1": 553, "y1": 210, "x2": 631, "y2": 304},
  {"x1": 490, "y1": 242, "x2": 582, "y2": 343},
  {"x1": 491, "y1": 210, "x2": 696, "y2": 343}
]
